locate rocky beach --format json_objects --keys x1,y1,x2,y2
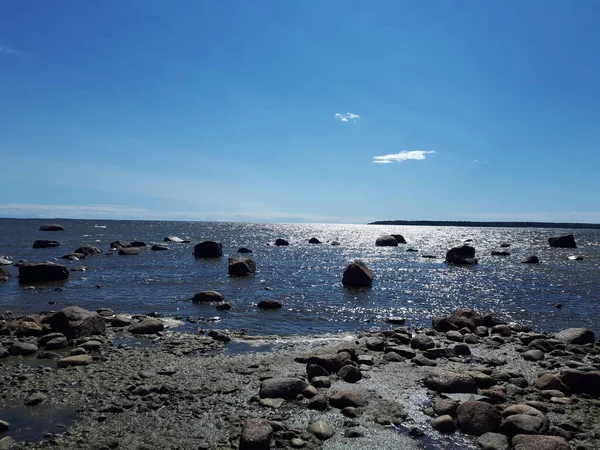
[{"x1": 0, "y1": 305, "x2": 598, "y2": 450}]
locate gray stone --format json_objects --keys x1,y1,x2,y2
[
  {"x1": 411, "y1": 334, "x2": 435, "y2": 350},
  {"x1": 9, "y1": 341, "x2": 38, "y2": 356},
  {"x1": 329, "y1": 390, "x2": 368, "y2": 408},
  {"x1": 308, "y1": 421, "x2": 333, "y2": 440},
  {"x1": 58, "y1": 354, "x2": 93, "y2": 368},
  {"x1": 337, "y1": 365, "x2": 362, "y2": 383},
  {"x1": 259, "y1": 398, "x2": 284, "y2": 409},
  {"x1": 24, "y1": 392, "x2": 47, "y2": 405},
  {"x1": 432, "y1": 415, "x2": 456, "y2": 433},
  {"x1": 449, "y1": 308, "x2": 485, "y2": 331},
  {"x1": 560, "y1": 369, "x2": 600, "y2": 397},
  {"x1": 423, "y1": 369, "x2": 478, "y2": 393},
  {"x1": 73, "y1": 244, "x2": 101, "y2": 256},
  {"x1": 192, "y1": 290, "x2": 224, "y2": 303},
  {"x1": 522, "y1": 350, "x2": 545, "y2": 361},
  {"x1": 413, "y1": 355, "x2": 437, "y2": 366},
  {"x1": 307, "y1": 394, "x2": 328, "y2": 411},
  {"x1": 0, "y1": 437, "x2": 15, "y2": 450},
  {"x1": 45, "y1": 306, "x2": 105, "y2": 339},
  {"x1": 118, "y1": 247, "x2": 141, "y2": 255},
  {"x1": 128, "y1": 318, "x2": 164, "y2": 334},
  {"x1": 500, "y1": 414, "x2": 549, "y2": 438},
  {"x1": 43, "y1": 336, "x2": 68, "y2": 350},
  {"x1": 239, "y1": 418, "x2": 273, "y2": 450},
  {"x1": 554, "y1": 328, "x2": 594, "y2": 345},
  {"x1": 511, "y1": 434, "x2": 570, "y2": 450},
  {"x1": 259, "y1": 377, "x2": 308, "y2": 399},
  {"x1": 228, "y1": 257, "x2": 256, "y2": 276},
  {"x1": 477, "y1": 432, "x2": 509, "y2": 450}
]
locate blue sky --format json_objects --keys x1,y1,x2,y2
[{"x1": 1, "y1": 0, "x2": 599, "y2": 223}]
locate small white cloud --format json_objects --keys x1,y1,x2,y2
[
  {"x1": 0, "y1": 45, "x2": 24, "y2": 58},
  {"x1": 373, "y1": 150, "x2": 436, "y2": 164},
  {"x1": 334, "y1": 112, "x2": 360, "y2": 122}
]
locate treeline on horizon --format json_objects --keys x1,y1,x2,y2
[{"x1": 369, "y1": 220, "x2": 600, "y2": 230}]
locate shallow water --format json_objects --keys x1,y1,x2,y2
[{"x1": 1, "y1": 219, "x2": 599, "y2": 335}]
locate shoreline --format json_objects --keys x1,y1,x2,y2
[{"x1": 0, "y1": 307, "x2": 598, "y2": 449}]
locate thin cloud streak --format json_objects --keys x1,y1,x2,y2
[
  {"x1": 334, "y1": 112, "x2": 360, "y2": 122},
  {"x1": 0, "y1": 45, "x2": 26, "y2": 58},
  {"x1": 373, "y1": 150, "x2": 436, "y2": 164}
]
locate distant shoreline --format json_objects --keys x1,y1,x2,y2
[{"x1": 369, "y1": 220, "x2": 600, "y2": 229}]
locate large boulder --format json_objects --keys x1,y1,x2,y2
[
  {"x1": 554, "y1": 328, "x2": 595, "y2": 345},
  {"x1": 128, "y1": 318, "x2": 165, "y2": 335},
  {"x1": 44, "y1": 306, "x2": 105, "y2": 339},
  {"x1": 423, "y1": 369, "x2": 478, "y2": 393},
  {"x1": 446, "y1": 245, "x2": 477, "y2": 264},
  {"x1": 449, "y1": 308, "x2": 485, "y2": 331},
  {"x1": 239, "y1": 419, "x2": 273, "y2": 450},
  {"x1": 192, "y1": 291, "x2": 224, "y2": 303},
  {"x1": 499, "y1": 414, "x2": 549, "y2": 438},
  {"x1": 342, "y1": 260, "x2": 373, "y2": 287},
  {"x1": 18, "y1": 263, "x2": 69, "y2": 283},
  {"x1": 548, "y1": 234, "x2": 576, "y2": 249},
  {"x1": 193, "y1": 241, "x2": 223, "y2": 258},
  {"x1": 74, "y1": 245, "x2": 102, "y2": 257},
  {"x1": 228, "y1": 257, "x2": 256, "y2": 276},
  {"x1": 259, "y1": 377, "x2": 308, "y2": 399},
  {"x1": 375, "y1": 235, "x2": 398, "y2": 247},
  {"x1": 32, "y1": 240, "x2": 60, "y2": 249},
  {"x1": 456, "y1": 401, "x2": 501, "y2": 436},
  {"x1": 39, "y1": 224, "x2": 64, "y2": 231},
  {"x1": 328, "y1": 390, "x2": 369, "y2": 408},
  {"x1": 560, "y1": 370, "x2": 600, "y2": 397},
  {"x1": 391, "y1": 234, "x2": 407, "y2": 244}
]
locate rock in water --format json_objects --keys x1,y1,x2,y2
[
  {"x1": 375, "y1": 235, "x2": 398, "y2": 247},
  {"x1": 32, "y1": 240, "x2": 60, "y2": 249},
  {"x1": 57, "y1": 354, "x2": 93, "y2": 368},
  {"x1": 193, "y1": 241, "x2": 223, "y2": 257},
  {"x1": 391, "y1": 234, "x2": 407, "y2": 244},
  {"x1": 548, "y1": 234, "x2": 577, "y2": 248},
  {"x1": 109, "y1": 240, "x2": 131, "y2": 249},
  {"x1": 118, "y1": 247, "x2": 141, "y2": 255},
  {"x1": 237, "y1": 247, "x2": 253, "y2": 253},
  {"x1": 45, "y1": 306, "x2": 106, "y2": 339},
  {"x1": 257, "y1": 299, "x2": 283, "y2": 309},
  {"x1": 192, "y1": 291, "x2": 224, "y2": 303},
  {"x1": 39, "y1": 224, "x2": 64, "y2": 231},
  {"x1": 275, "y1": 238, "x2": 289, "y2": 246},
  {"x1": 18, "y1": 263, "x2": 69, "y2": 283},
  {"x1": 128, "y1": 318, "x2": 165, "y2": 335},
  {"x1": 0, "y1": 267, "x2": 11, "y2": 281},
  {"x1": 342, "y1": 260, "x2": 373, "y2": 287},
  {"x1": 239, "y1": 419, "x2": 273, "y2": 450},
  {"x1": 228, "y1": 257, "x2": 256, "y2": 276},
  {"x1": 164, "y1": 236, "x2": 185, "y2": 243},
  {"x1": 151, "y1": 244, "x2": 168, "y2": 251},
  {"x1": 308, "y1": 237, "x2": 321, "y2": 244},
  {"x1": 446, "y1": 245, "x2": 477, "y2": 264},
  {"x1": 74, "y1": 244, "x2": 102, "y2": 257}
]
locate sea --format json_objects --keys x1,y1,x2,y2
[{"x1": 1, "y1": 218, "x2": 599, "y2": 336}]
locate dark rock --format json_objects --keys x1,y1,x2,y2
[
  {"x1": 456, "y1": 401, "x2": 501, "y2": 436},
  {"x1": 42, "y1": 336, "x2": 68, "y2": 350},
  {"x1": 413, "y1": 355, "x2": 437, "y2": 366},
  {"x1": 500, "y1": 243, "x2": 510, "y2": 248},
  {"x1": 45, "y1": 306, "x2": 105, "y2": 339},
  {"x1": 449, "y1": 308, "x2": 485, "y2": 331},
  {"x1": 32, "y1": 240, "x2": 60, "y2": 249},
  {"x1": 38, "y1": 332, "x2": 66, "y2": 346},
  {"x1": 375, "y1": 235, "x2": 398, "y2": 247},
  {"x1": 9, "y1": 341, "x2": 38, "y2": 356},
  {"x1": 385, "y1": 346, "x2": 416, "y2": 359},
  {"x1": 18, "y1": 263, "x2": 69, "y2": 283},
  {"x1": 151, "y1": 244, "x2": 169, "y2": 251},
  {"x1": 128, "y1": 318, "x2": 164, "y2": 335},
  {"x1": 423, "y1": 369, "x2": 478, "y2": 393},
  {"x1": 433, "y1": 317, "x2": 459, "y2": 332},
  {"x1": 331, "y1": 241, "x2": 340, "y2": 246},
  {"x1": 329, "y1": 390, "x2": 368, "y2": 408},
  {"x1": 24, "y1": 392, "x2": 47, "y2": 405},
  {"x1": 337, "y1": 365, "x2": 362, "y2": 383},
  {"x1": 39, "y1": 224, "x2": 64, "y2": 231},
  {"x1": 207, "y1": 330, "x2": 230, "y2": 342},
  {"x1": 522, "y1": 256, "x2": 540, "y2": 264},
  {"x1": 0, "y1": 267, "x2": 11, "y2": 281},
  {"x1": 10, "y1": 320, "x2": 43, "y2": 337},
  {"x1": 446, "y1": 245, "x2": 476, "y2": 264},
  {"x1": 511, "y1": 434, "x2": 570, "y2": 450},
  {"x1": 193, "y1": 241, "x2": 223, "y2": 257},
  {"x1": 477, "y1": 432, "x2": 509, "y2": 450},
  {"x1": 274, "y1": 239, "x2": 289, "y2": 246},
  {"x1": 228, "y1": 257, "x2": 256, "y2": 276},
  {"x1": 259, "y1": 378, "x2": 308, "y2": 399},
  {"x1": 311, "y1": 376, "x2": 331, "y2": 388},
  {"x1": 366, "y1": 337, "x2": 385, "y2": 351},
  {"x1": 306, "y1": 354, "x2": 343, "y2": 373},
  {"x1": 491, "y1": 325, "x2": 512, "y2": 337},
  {"x1": 257, "y1": 300, "x2": 282, "y2": 309},
  {"x1": 118, "y1": 247, "x2": 141, "y2": 255},
  {"x1": 432, "y1": 415, "x2": 456, "y2": 433},
  {"x1": 522, "y1": 350, "x2": 545, "y2": 361},
  {"x1": 446, "y1": 330, "x2": 464, "y2": 342},
  {"x1": 391, "y1": 234, "x2": 407, "y2": 244},
  {"x1": 109, "y1": 241, "x2": 131, "y2": 249},
  {"x1": 129, "y1": 241, "x2": 146, "y2": 247},
  {"x1": 74, "y1": 245, "x2": 102, "y2": 256},
  {"x1": 433, "y1": 397, "x2": 458, "y2": 416},
  {"x1": 216, "y1": 302, "x2": 232, "y2": 311},
  {"x1": 560, "y1": 369, "x2": 600, "y2": 396},
  {"x1": 239, "y1": 418, "x2": 273, "y2": 450},
  {"x1": 307, "y1": 394, "x2": 328, "y2": 411},
  {"x1": 554, "y1": 328, "x2": 595, "y2": 345},
  {"x1": 308, "y1": 237, "x2": 321, "y2": 244},
  {"x1": 192, "y1": 291, "x2": 224, "y2": 303},
  {"x1": 306, "y1": 364, "x2": 329, "y2": 380},
  {"x1": 491, "y1": 251, "x2": 510, "y2": 256},
  {"x1": 500, "y1": 414, "x2": 549, "y2": 438},
  {"x1": 237, "y1": 247, "x2": 253, "y2": 253},
  {"x1": 111, "y1": 315, "x2": 132, "y2": 327},
  {"x1": 548, "y1": 234, "x2": 576, "y2": 249},
  {"x1": 342, "y1": 260, "x2": 373, "y2": 287},
  {"x1": 411, "y1": 335, "x2": 435, "y2": 350}
]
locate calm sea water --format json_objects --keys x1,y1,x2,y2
[{"x1": 1, "y1": 219, "x2": 599, "y2": 336}]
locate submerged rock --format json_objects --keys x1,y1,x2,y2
[
  {"x1": 192, "y1": 291, "x2": 224, "y2": 303},
  {"x1": 446, "y1": 245, "x2": 476, "y2": 264},
  {"x1": 193, "y1": 241, "x2": 223, "y2": 258},
  {"x1": 308, "y1": 237, "x2": 321, "y2": 244},
  {"x1": 522, "y1": 255, "x2": 540, "y2": 264},
  {"x1": 548, "y1": 234, "x2": 577, "y2": 248},
  {"x1": 274, "y1": 239, "x2": 289, "y2": 246},
  {"x1": 375, "y1": 235, "x2": 398, "y2": 247},
  {"x1": 118, "y1": 247, "x2": 141, "y2": 255},
  {"x1": 39, "y1": 224, "x2": 65, "y2": 231},
  {"x1": 74, "y1": 244, "x2": 102, "y2": 257},
  {"x1": 18, "y1": 263, "x2": 69, "y2": 283},
  {"x1": 32, "y1": 240, "x2": 60, "y2": 249},
  {"x1": 257, "y1": 299, "x2": 283, "y2": 309}
]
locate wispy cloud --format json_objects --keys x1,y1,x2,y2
[
  {"x1": 373, "y1": 150, "x2": 436, "y2": 164},
  {"x1": 0, "y1": 45, "x2": 26, "y2": 58},
  {"x1": 334, "y1": 112, "x2": 360, "y2": 122}
]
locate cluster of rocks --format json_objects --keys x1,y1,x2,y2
[{"x1": 191, "y1": 290, "x2": 283, "y2": 312}]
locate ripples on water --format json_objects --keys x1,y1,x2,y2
[{"x1": 1, "y1": 219, "x2": 599, "y2": 336}]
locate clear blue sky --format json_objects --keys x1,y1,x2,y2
[{"x1": 1, "y1": 0, "x2": 599, "y2": 223}]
